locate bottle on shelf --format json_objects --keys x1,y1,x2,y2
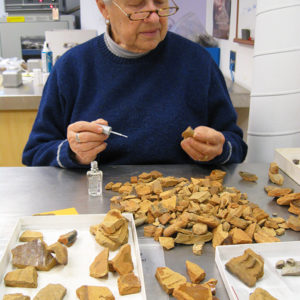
[{"x1": 41, "y1": 41, "x2": 53, "y2": 73}]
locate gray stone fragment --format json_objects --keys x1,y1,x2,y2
[
  {"x1": 275, "y1": 260, "x2": 285, "y2": 269},
  {"x1": 286, "y1": 258, "x2": 296, "y2": 266},
  {"x1": 281, "y1": 262, "x2": 300, "y2": 276}
]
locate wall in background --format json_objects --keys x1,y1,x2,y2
[
  {"x1": 169, "y1": 0, "x2": 206, "y2": 32},
  {"x1": 0, "y1": 0, "x2": 5, "y2": 17},
  {"x1": 80, "y1": 0, "x2": 105, "y2": 35},
  {"x1": 206, "y1": 0, "x2": 254, "y2": 90}
]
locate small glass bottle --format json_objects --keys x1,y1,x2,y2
[{"x1": 87, "y1": 161, "x2": 103, "y2": 196}]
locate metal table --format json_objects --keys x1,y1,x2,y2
[
  {"x1": 0, "y1": 78, "x2": 43, "y2": 111},
  {"x1": 0, "y1": 164, "x2": 299, "y2": 299}
]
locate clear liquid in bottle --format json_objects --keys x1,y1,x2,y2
[{"x1": 87, "y1": 161, "x2": 103, "y2": 196}]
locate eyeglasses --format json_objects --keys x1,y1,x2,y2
[{"x1": 112, "y1": 0, "x2": 179, "y2": 21}]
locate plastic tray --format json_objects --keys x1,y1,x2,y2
[
  {"x1": 0, "y1": 214, "x2": 146, "y2": 299},
  {"x1": 215, "y1": 241, "x2": 300, "y2": 300}
]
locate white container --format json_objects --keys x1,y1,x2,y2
[
  {"x1": 247, "y1": 133, "x2": 300, "y2": 163},
  {"x1": 248, "y1": 93, "x2": 300, "y2": 134},
  {"x1": 255, "y1": 4, "x2": 300, "y2": 53},
  {"x1": 251, "y1": 51, "x2": 300, "y2": 96},
  {"x1": 2, "y1": 69, "x2": 22, "y2": 88},
  {"x1": 274, "y1": 148, "x2": 300, "y2": 185},
  {"x1": 247, "y1": 1, "x2": 300, "y2": 162},
  {"x1": 27, "y1": 59, "x2": 42, "y2": 72},
  {"x1": 32, "y1": 68, "x2": 42, "y2": 86},
  {"x1": 42, "y1": 72, "x2": 49, "y2": 85},
  {"x1": 215, "y1": 241, "x2": 300, "y2": 300},
  {"x1": 0, "y1": 214, "x2": 147, "y2": 299},
  {"x1": 257, "y1": 0, "x2": 300, "y2": 13}
]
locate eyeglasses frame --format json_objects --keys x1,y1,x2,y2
[{"x1": 112, "y1": 0, "x2": 179, "y2": 21}]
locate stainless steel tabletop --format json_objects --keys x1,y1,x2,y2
[
  {"x1": 0, "y1": 164, "x2": 299, "y2": 299},
  {"x1": 0, "y1": 78, "x2": 43, "y2": 110}
]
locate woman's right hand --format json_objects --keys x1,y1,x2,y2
[{"x1": 67, "y1": 118, "x2": 109, "y2": 165}]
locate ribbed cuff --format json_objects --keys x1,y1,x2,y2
[{"x1": 56, "y1": 139, "x2": 89, "y2": 168}]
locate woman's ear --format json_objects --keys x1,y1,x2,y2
[{"x1": 95, "y1": 0, "x2": 109, "y2": 19}]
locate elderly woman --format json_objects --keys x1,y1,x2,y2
[{"x1": 23, "y1": 0, "x2": 247, "y2": 168}]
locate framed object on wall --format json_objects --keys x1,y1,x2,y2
[
  {"x1": 213, "y1": 0, "x2": 232, "y2": 40},
  {"x1": 234, "y1": 0, "x2": 256, "y2": 45}
]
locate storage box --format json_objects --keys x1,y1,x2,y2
[
  {"x1": 274, "y1": 148, "x2": 300, "y2": 185},
  {"x1": 2, "y1": 69, "x2": 22, "y2": 87}
]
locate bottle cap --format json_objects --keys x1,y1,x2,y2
[{"x1": 91, "y1": 161, "x2": 98, "y2": 171}]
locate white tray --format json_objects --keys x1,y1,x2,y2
[
  {"x1": 274, "y1": 148, "x2": 300, "y2": 185},
  {"x1": 215, "y1": 241, "x2": 300, "y2": 300},
  {"x1": 0, "y1": 214, "x2": 147, "y2": 299}
]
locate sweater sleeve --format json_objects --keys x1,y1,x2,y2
[
  {"x1": 22, "y1": 68, "x2": 83, "y2": 168},
  {"x1": 206, "y1": 63, "x2": 248, "y2": 164}
]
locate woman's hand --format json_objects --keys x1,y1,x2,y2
[
  {"x1": 180, "y1": 126, "x2": 225, "y2": 162},
  {"x1": 67, "y1": 118, "x2": 108, "y2": 165}
]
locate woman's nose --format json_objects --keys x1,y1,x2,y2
[{"x1": 144, "y1": 10, "x2": 160, "y2": 23}]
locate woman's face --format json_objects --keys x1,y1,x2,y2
[{"x1": 97, "y1": 0, "x2": 169, "y2": 53}]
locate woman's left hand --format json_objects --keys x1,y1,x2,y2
[{"x1": 180, "y1": 126, "x2": 225, "y2": 162}]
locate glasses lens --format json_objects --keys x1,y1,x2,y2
[
  {"x1": 159, "y1": 7, "x2": 177, "y2": 17},
  {"x1": 130, "y1": 11, "x2": 150, "y2": 20},
  {"x1": 129, "y1": 6, "x2": 178, "y2": 20}
]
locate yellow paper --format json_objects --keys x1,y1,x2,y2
[
  {"x1": 6, "y1": 16, "x2": 25, "y2": 23},
  {"x1": 35, "y1": 207, "x2": 79, "y2": 216}
]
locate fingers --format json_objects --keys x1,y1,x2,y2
[
  {"x1": 69, "y1": 120, "x2": 104, "y2": 135},
  {"x1": 181, "y1": 139, "x2": 205, "y2": 161},
  {"x1": 70, "y1": 138, "x2": 107, "y2": 165},
  {"x1": 181, "y1": 138, "x2": 210, "y2": 161},
  {"x1": 181, "y1": 126, "x2": 225, "y2": 162},
  {"x1": 92, "y1": 118, "x2": 108, "y2": 126},
  {"x1": 193, "y1": 126, "x2": 224, "y2": 145},
  {"x1": 68, "y1": 120, "x2": 109, "y2": 144},
  {"x1": 67, "y1": 119, "x2": 110, "y2": 165},
  {"x1": 73, "y1": 140, "x2": 106, "y2": 152},
  {"x1": 75, "y1": 142, "x2": 108, "y2": 165},
  {"x1": 91, "y1": 119, "x2": 109, "y2": 134},
  {"x1": 73, "y1": 131, "x2": 107, "y2": 144}
]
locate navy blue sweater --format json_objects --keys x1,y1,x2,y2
[{"x1": 23, "y1": 32, "x2": 247, "y2": 168}]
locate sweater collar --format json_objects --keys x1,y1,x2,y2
[{"x1": 104, "y1": 26, "x2": 150, "y2": 59}]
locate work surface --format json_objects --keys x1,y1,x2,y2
[{"x1": 0, "y1": 164, "x2": 299, "y2": 299}]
